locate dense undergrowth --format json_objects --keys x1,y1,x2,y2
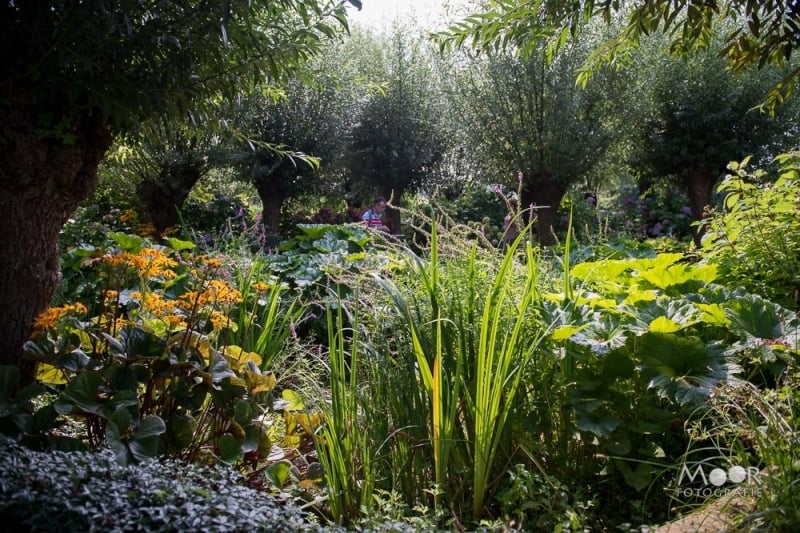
[{"x1": 1, "y1": 155, "x2": 798, "y2": 531}]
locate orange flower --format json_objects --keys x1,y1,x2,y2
[
  {"x1": 32, "y1": 303, "x2": 87, "y2": 331},
  {"x1": 209, "y1": 311, "x2": 228, "y2": 331},
  {"x1": 251, "y1": 282, "x2": 271, "y2": 293}
]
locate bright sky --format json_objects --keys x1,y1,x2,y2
[{"x1": 346, "y1": 0, "x2": 470, "y2": 31}]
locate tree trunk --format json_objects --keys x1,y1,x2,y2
[
  {"x1": 383, "y1": 189, "x2": 403, "y2": 235},
  {"x1": 0, "y1": 103, "x2": 110, "y2": 383},
  {"x1": 682, "y1": 167, "x2": 717, "y2": 247},
  {"x1": 521, "y1": 177, "x2": 567, "y2": 246},
  {"x1": 254, "y1": 179, "x2": 286, "y2": 239},
  {"x1": 136, "y1": 167, "x2": 202, "y2": 237}
]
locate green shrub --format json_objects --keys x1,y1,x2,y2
[
  {"x1": 701, "y1": 152, "x2": 800, "y2": 310},
  {"x1": 0, "y1": 437, "x2": 319, "y2": 532}
]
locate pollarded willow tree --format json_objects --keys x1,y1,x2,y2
[
  {"x1": 628, "y1": 35, "x2": 798, "y2": 245},
  {"x1": 227, "y1": 68, "x2": 356, "y2": 237},
  {"x1": 347, "y1": 25, "x2": 450, "y2": 233},
  {"x1": 438, "y1": 0, "x2": 800, "y2": 111},
  {"x1": 0, "y1": 0, "x2": 355, "y2": 382},
  {"x1": 450, "y1": 27, "x2": 624, "y2": 245}
]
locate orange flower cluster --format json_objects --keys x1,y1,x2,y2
[
  {"x1": 105, "y1": 248, "x2": 178, "y2": 279},
  {"x1": 251, "y1": 282, "x2": 271, "y2": 293},
  {"x1": 180, "y1": 280, "x2": 242, "y2": 309},
  {"x1": 33, "y1": 302, "x2": 88, "y2": 331}
]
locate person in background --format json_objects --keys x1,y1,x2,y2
[{"x1": 361, "y1": 197, "x2": 390, "y2": 232}]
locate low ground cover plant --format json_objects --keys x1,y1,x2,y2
[{"x1": 0, "y1": 436, "x2": 319, "y2": 532}]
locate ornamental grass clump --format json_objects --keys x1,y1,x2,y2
[{"x1": 313, "y1": 213, "x2": 549, "y2": 527}]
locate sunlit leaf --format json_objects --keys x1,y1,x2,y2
[
  {"x1": 648, "y1": 316, "x2": 683, "y2": 333},
  {"x1": 36, "y1": 363, "x2": 67, "y2": 385}
]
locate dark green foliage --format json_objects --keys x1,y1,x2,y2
[
  {"x1": 0, "y1": 437, "x2": 318, "y2": 532},
  {"x1": 181, "y1": 193, "x2": 255, "y2": 242}
]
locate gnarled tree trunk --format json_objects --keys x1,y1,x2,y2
[
  {"x1": 522, "y1": 176, "x2": 567, "y2": 247},
  {"x1": 683, "y1": 166, "x2": 717, "y2": 247},
  {"x1": 137, "y1": 168, "x2": 202, "y2": 237},
  {"x1": 0, "y1": 101, "x2": 110, "y2": 384}
]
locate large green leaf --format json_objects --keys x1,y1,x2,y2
[
  {"x1": 121, "y1": 326, "x2": 168, "y2": 359},
  {"x1": 636, "y1": 333, "x2": 739, "y2": 407},
  {"x1": 725, "y1": 294, "x2": 788, "y2": 339},
  {"x1": 576, "y1": 409, "x2": 620, "y2": 437},
  {"x1": 623, "y1": 299, "x2": 700, "y2": 335},
  {"x1": 57, "y1": 371, "x2": 105, "y2": 415},
  {"x1": 129, "y1": 415, "x2": 166, "y2": 463},
  {"x1": 164, "y1": 413, "x2": 194, "y2": 453},
  {"x1": 615, "y1": 459, "x2": 652, "y2": 492},
  {"x1": 107, "y1": 407, "x2": 133, "y2": 464},
  {"x1": 265, "y1": 460, "x2": 293, "y2": 487},
  {"x1": 218, "y1": 434, "x2": 243, "y2": 464}
]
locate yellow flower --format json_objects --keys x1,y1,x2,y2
[
  {"x1": 32, "y1": 308, "x2": 68, "y2": 330},
  {"x1": 138, "y1": 223, "x2": 158, "y2": 239},
  {"x1": 165, "y1": 314, "x2": 186, "y2": 329},
  {"x1": 200, "y1": 255, "x2": 223, "y2": 269},
  {"x1": 209, "y1": 311, "x2": 228, "y2": 331},
  {"x1": 178, "y1": 291, "x2": 199, "y2": 311},
  {"x1": 200, "y1": 280, "x2": 242, "y2": 306},
  {"x1": 119, "y1": 209, "x2": 138, "y2": 223},
  {"x1": 32, "y1": 303, "x2": 87, "y2": 331},
  {"x1": 251, "y1": 282, "x2": 271, "y2": 293},
  {"x1": 138, "y1": 248, "x2": 178, "y2": 278},
  {"x1": 141, "y1": 293, "x2": 175, "y2": 318},
  {"x1": 103, "y1": 289, "x2": 119, "y2": 302}
]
